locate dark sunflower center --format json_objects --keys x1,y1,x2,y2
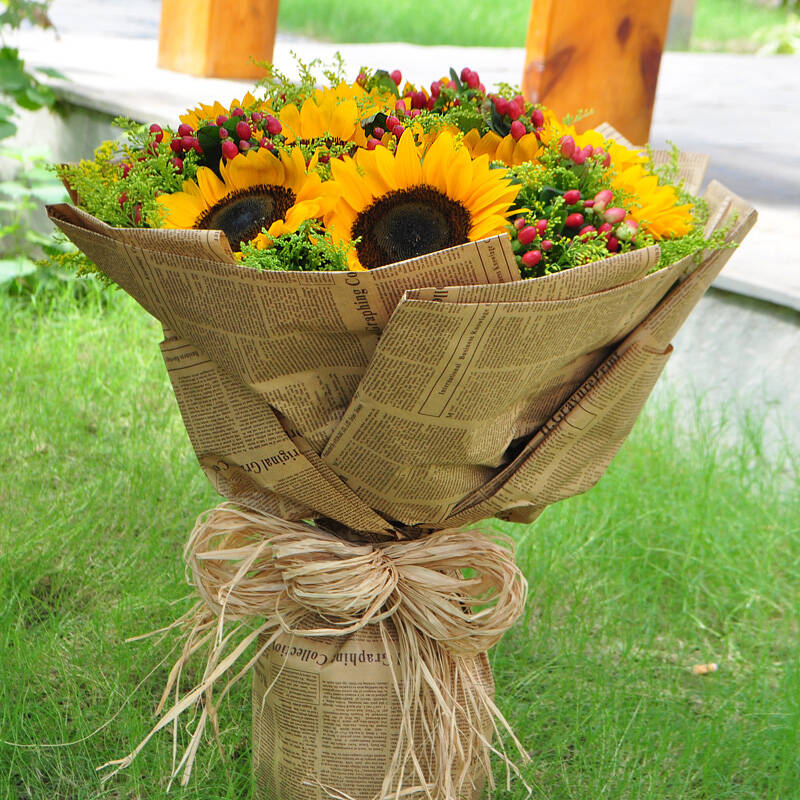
[
  {"x1": 352, "y1": 186, "x2": 471, "y2": 269},
  {"x1": 196, "y1": 185, "x2": 296, "y2": 251}
]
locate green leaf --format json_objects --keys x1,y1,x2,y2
[
  {"x1": 0, "y1": 119, "x2": 17, "y2": 139},
  {"x1": 36, "y1": 66, "x2": 68, "y2": 80},
  {"x1": 449, "y1": 68, "x2": 463, "y2": 91},
  {"x1": 0, "y1": 46, "x2": 28, "y2": 91},
  {"x1": 197, "y1": 124, "x2": 223, "y2": 174},
  {"x1": 0, "y1": 256, "x2": 37, "y2": 283}
]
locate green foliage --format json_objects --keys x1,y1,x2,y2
[
  {"x1": 239, "y1": 220, "x2": 352, "y2": 272},
  {"x1": 0, "y1": 1, "x2": 61, "y2": 141}
]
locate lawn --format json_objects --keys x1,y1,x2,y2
[
  {"x1": 1, "y1": 286, "x2": 798, "y2": 798},
  {"x1": 276, "y1": 0, "x2": 796, "y2": 51}
]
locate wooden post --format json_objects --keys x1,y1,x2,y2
[
  {"x1": 522, "y1": 0, "x2": 673, "y2": 145},
  {"x1": 158, "y1": 0, "x2": 280, "y2": 79}
]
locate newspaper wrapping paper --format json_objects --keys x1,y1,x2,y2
[
  {"x1": 98, "y1": 506, "x2": 527, "y2": 800},
  {"x1": 47, "y1": 151, "x2": 756, "y2": 797}
]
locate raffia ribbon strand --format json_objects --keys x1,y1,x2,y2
[{"x1": 99, "y1": 504, "x2": 530, "y2": 799}]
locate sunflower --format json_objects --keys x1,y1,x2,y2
[
  {"x1": 612, "y1": 163, "x2": 694, "y2": 240},
  {"x1": 180, "y1": 92, "x2": 264, "y2": 131},
  {"x1": 279, "y1": 95, "x2": 370, "y2": 150},
  {"x1": 462, "y1": 128, "x2": 542, "y2": 166},
  {"x1": 156, "y1": 147, "x2": 324, "y2": 251},
  {"x1": 321, "y1": 130, "x2": 520, "y2": 270}
]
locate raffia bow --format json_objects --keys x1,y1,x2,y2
[{"x1": 100, "y1": 504, "x2": 530, "y2": 798}]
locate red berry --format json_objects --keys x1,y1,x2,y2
[
  {"x1": 171, "y1": 157, "x2": 183, "y2": 172},
  {"x1": 219, "y1": 127, "x2": 229, "y2": 138},
  {"x1": 177, "y1": 123, "x2": 193, "y2": 137},
  {"x1": 192, "y1": 138, "x2": 203, "y2": 154},
  {"x1": 149, "y1": 123, "x2": 163, "y2": 143},
  {"x1": 521, "y1": 249, "x2": 542, "y2": 268},
  {"x1": 392, "y1": 124, "x2": 405, "y2": 138},
  {"x1": 531, "y1": 108, "x2": 544, "y2": 128},
  {"x1": 121, "y1": 162, "x2": 132, "y2": 178},
  {"x1": 411, "y1": 91, "x2": 426, "y2": 109},
  {"x1": 604, "y1": 207, "x2": 626, "y2": 224},
  {"x1": 541, "y1": 239, "x2": 553, "y2": 251},
  {"x1": 466, "y1": 71, "x2": 480, "y2": 89},
  {"x1": 235, "y1": 121, "x2": 251, "y2": 140},
  {"x1": 264, "y1": 140, "x2": 275, "y2": 152},
  {"x1": 181, "y1": 134, "x2": 194, "y2": 150},
  {"x1": 430, "y1": 81, "x2": 441, "y2": 98},
  {"x1": 386, "y1": 115, "x2": 400, "y2": 130},
  {"x1": 118, "y1": 191, "x2": 128, "y2": 207},
  {"x1": 411, "y1": 108, "x2": 421, "y2": 118},
  {"x1": 426, "y1": 96, "x2": 436, "y2": 110},
  {"x1": 367, "y1": 137, "x2": 380, "y2": 150},
  {"x1": 560, "y1": 135, "x2": 576, "y2": 158},
  {"x1": 507, "y1": 101, "x2": 523, "y2": 121},
  {"x1": 266, "y1": 116, "x2": 282, "y2": 135},
  {"x1": 607, "y1": 236, "x2": 620, "y2": 252},
  {"x1": 251, "y1": 112, "x2": 262, "y2": 124},
  {"x1": 518, "y1": 225, "x2": 537, "y2": 245},
  {"x1": 259, "y1": 137, "x2": 269, "y2": 147},
  {"x1": 169, "y1": 139, "x2": 183, "y2": 154},
  {"x1": 460, "y1": 67, "x2": 472, "y2": 83},
  {"x1": 572, "y1": 148, "x2": 587, "y2": 165},
  {"x1": 357, "y1": 72, "x2": 367, "y2": 85},
  {"x1": 563, "y1": 189, "x2": 581, "y2": 205},
  {"x1": 535, "y1": 219, "x2": 548, "y2": 235},
  {"x1": 594, "y1": 190, "x2": 613, "y2": 210},
  {"x1": 231, "y1": 107, "x2": 244, "y2": 117},
  {"x1": 565, "y1": 213, "x2": 584, "y2": 228},
  {"x1": 598, "y1": 222, "x2": 613, "y2": 234},
  {"x1": 221, "y1": 140, "x2": 239, "y2": 160},
  {"x1": 584, "y1": 200, "x2": 595, "y2": 208},
  {"x1": 510, "y1": 120, "x2": 526, "y2": 141},
  {"x1": 239, "y1": 139, "x2": 250, "y2": 151},
  {"x1": 373, "y1": 126, "x2": 385, "y2": 138},
  {"x1": 599, "y1": 149, "x2": 611, "y2": 167},
  {"x1": 133, "y1": 204, "x2": 142, "y2": 225},
  {"x1": 494, "y1": 96, "x2": 509, "y2": 115},
  {"x1": 579, "y1": 225, "x2": 597, "y2": 236},
  {"x1": 216, "y1": 115, "x2": 228, "y2": 126},
  {"x1": 514, "y1": 217, "x2": 526, "y2": 230},
  {"x1": 395, "y1": 100, "x2": 407, "y2": 115},
  {"x1": 390, "y1": 69, "x2": 402, "y2": 85}
]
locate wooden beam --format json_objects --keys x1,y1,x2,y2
[
  {"x1": 158, "y1": 0, "x2": 280, "y2": 79},
  {"x1": 522, "y1": 0, "x2": 673, "y2": 144}
]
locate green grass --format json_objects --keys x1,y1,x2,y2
[
  {"x1": 276, "y1": 0, "x2": 795, "y2": 52},
  {"x1": 1, "y1": 287, "x2": 798, "y2": 799}
]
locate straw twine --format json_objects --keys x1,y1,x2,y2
[{"x1": 99, "y1": 504, "x2": 529, "y2": 799}]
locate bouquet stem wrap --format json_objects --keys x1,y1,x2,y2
[{"x1": 101, "y1": 505, "x2": 529, "y2": 798}]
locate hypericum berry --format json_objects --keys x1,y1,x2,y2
[
  {"x1": 395, "y1": 100, "x2": 407, "y2": 115},
  {"x1": 411, "y1": 91, "x2": 426, "y2": 109},
  {"x1": 373, "y1": 126, "x2": 385, "y2": 138},
  {"x1": 367, "y1": 137, "x2": 380, "y2": 150},
  {"x1": 251, "y1": 112, "x2": 262, "y2": 124},
  {"x1": 221, "y1": 140, "x2": 239, "y2": 160},
  {"x1": 583, "y1": 200, "x2": 595, "y2": 208},
  {"x1": 521, "y1": 249, "x2": 542, "y2": 268},
  {"x1": 603, "y1": 207, "x2": 626, "y2": 224},
  {"x1": 219, "y1": 127, "x2": 229, "y2": 138},
  {"x1": 390, "y1": 69, "x2": 402, "y2": 85},
  {"x1": 216, "y1": 115, "x2": 228, "y2": 126},
  {"x1": 493, "y1": 96, "x2": 509, "y2": 115},
  {"x1": 565, "y1": 212, "x2": 585, "y2": 228},
  {"x1": 607, "y1": 235, "x2": 620, "y2": 252},
  {"x1": 426, "y1": 96, "x2": 436, "y2": 110},
  {"x1": 263, "y1": 140, "x2": 275, "y2": 152},
  {"x1": 563, "y1": 189, "x2": 581, "y2": 205},
  {"x1": 133, "y1": 204, "x2": 142, "y2": 225},
  {"x1": 118, "y1": 191, "x2": 128, "y2": 207},
  {"x1": 597, "y1": 148, "x2": 611, "y2": 167},
  {"x1": 392, "y1": 124, "x2": 405, "y2": 138},
  {"x1": 572, "y1": 148, "x2": 587, "y2": 165},
  {"x1": 411, "y1": 108, "x2": 422, "y2": 117},
  {"x1": 560, "y1": 135, "x2": 576, "y2": 159},
  {"x1": 180, "y1": 134, "x2": 193, "y2": 150},
  {"x1": 266, "y1": 116, "x2": 282, "y2": 135},
  {"x1": 235, "y1": 121, "x2": 251, "y2": 140},
  {"x1": 386, "y1": 115, "x2": 400, "y2": 130},
  {"x1": 535, "y1": 219, "x2": 548, "y2": 235},
  {"x1": 430, "y1": 81, "x2": 441, "y2": 98},
  {"x1": 531, "y1": 108, "x2": 544, "y2": 128},
  {"x1": 121, "y1": 162, "x2": 132, "y2": 178},
  {"x1": 510, "y1": 120, "x2": 526, "y2": 140},
  {"x1": 170, "y1": 139, "x2": 183, "y2": 154},
  {"x1": 192, "y1": 138, "x2": 203, "y2": 154},
  {"x1": 514, "y1": 217, "x2": 526, "y2": 230},
  {"x1": 356, "y1": 72, "x2": 367, "y2": 86},
  {"x1": 239, "y1": 139, "x2": 250, "y2": 151},
  {"x1": 541, "y1": 239, "x2": 553, "y2": 251},
  {"x1": 517, "y1": 225, "x2": 537, "y2": 245},
  {"x1": 460, "y1": 67, "x2": 472, "y2": 83},
  {"x1": 177, "y1": 123, "x2": 193, "y2": 137},
  {"x1": 593, "y1": 189, "x2": 613, "y2": 211},
  {"x1": 507, "y1": 101, "x2": 523, "y2": 121},
  {"x1": 148, "y1": 123, "x2": 163, "y2": 143},
  {"x1": 598, "y1": 222, "x2": 613, "y2": 234},
  {"x1": 579, "y1": 225, "x2": 597, "y2": 236},
  {"x1": 231, "y1": 107, "x2": 245, "y2": 117},
  {"x1": 171, "y1": 157, "x2": 183, "y2": 172}
]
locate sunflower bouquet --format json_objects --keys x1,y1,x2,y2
[{"x1": 47, "y1": 60, "x2": 755, "y2": 800}]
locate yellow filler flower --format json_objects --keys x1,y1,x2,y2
[
  {"x1": 322, "y1": 130, "x2": 520, "y2": 270},
  {"x1": 156, "y1": 147, "x2": 324, "y2": 251}
]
